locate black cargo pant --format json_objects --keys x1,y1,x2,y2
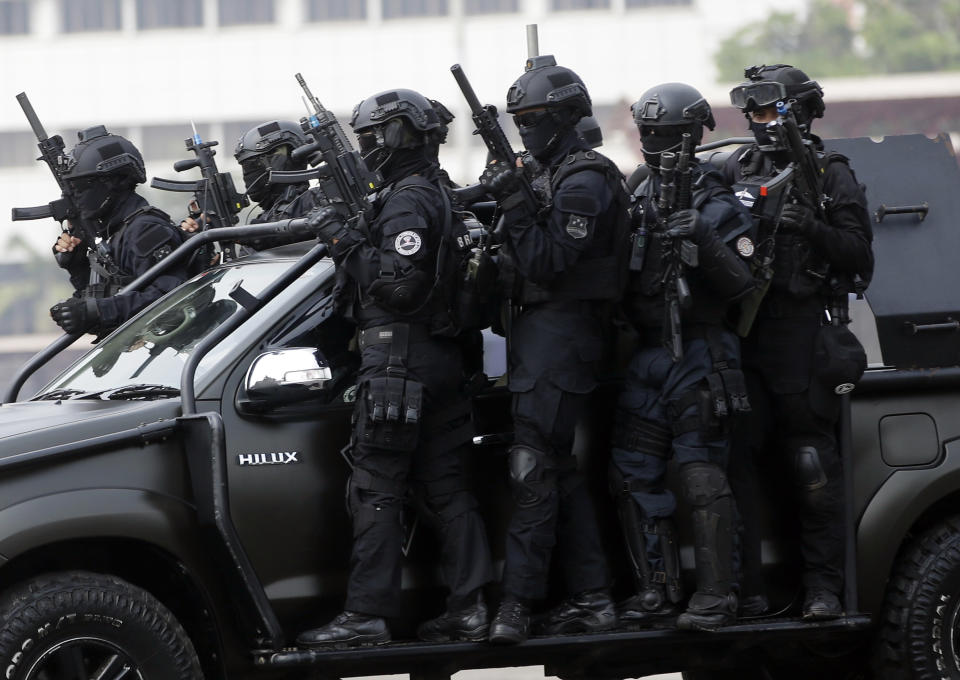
[
  {"x1": 729, "y1": 311, "x2": 844, "y2": 596},
  {"x1": 502, "y1": 304, "x2": 611, "y2": 601},
  {"x1": 344, "y1": 330, "x2": 493, "y2": 617}
]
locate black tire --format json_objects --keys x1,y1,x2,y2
[
  {"x1": 876, "y1": 516, "x2": 960, "y2": 679},
  {"x1": 0, "y1": 570, "x2": 203, "y2": 680}
]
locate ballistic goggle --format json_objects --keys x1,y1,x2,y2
[{"x1": 728, "y1": 81, "x2": 787, "y2": 111}]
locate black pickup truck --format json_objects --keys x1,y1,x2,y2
[{"x1": 0, "y1": 133, "x2": 958, "y2": 680}]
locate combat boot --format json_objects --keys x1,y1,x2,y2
[
  {"x1": 618, "y1": 585, "x2": 679, "y2": 626},
  {"x1": 417, "y1": 592, "x2": 489, "y2": 642},
  {"x1": 533, "y1": 589, "x2": 617, "y2": 635},
  {"x1": 675, "y1": 462, "x2": 738, "y2": 632},
  {"x1": 802, "y1": 588, "x2": 842, "y2": 620},
  {"x1": 488, "y1": 597, "x2": 531, "y2": 645},
  {"x1": 296, "y1": 611, "x2": 390, "y2": 649}
]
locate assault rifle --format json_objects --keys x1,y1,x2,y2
[
  {"x1": 658, "y1": 133, "x2": 698, "y2": 362},
  {"x1": 10, "y1": 92, "x2": 100, "y2": 250},
  {"x1": 151, "y1": 123, "x2": 249, "y2": 261},
  {"x1": 268, "y1": 73, "x2": 379, "y2": 223},
  {"x1": 450, "y1": 63, "x2": 542, "y2": 217}
]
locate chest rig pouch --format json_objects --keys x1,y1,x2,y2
[
  {"x1": 357, "y1": 324, "x2": 424, "y2": 452},
  {"x1": 734, "y1": 148, "x2": 829, "y2": 300}
]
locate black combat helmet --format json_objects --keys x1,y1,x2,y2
[
  {"x1": 506, "y1": 55, "x2": 592, "y2": 118},
  {"x1": 506, "y1": 55, "x2": 592, "y2": 160},
  {"x1": 729, "y1": 64, "x2": 825, "y2": 126},
  {"x1": 350, "y1": 88, "x2": 441, "y2": 172},
  {"x1": 576, "y1": 115, "x2": 603, "y2": 149},
  {"x1": 234, "y1": 120, "x2": 308, "y2": 204},
  {"x1": 61, "y1": 126, "x2": 146, "y2": 224},
  {"x1": 632, "y1": 82, "x2": 715, "y2": 169},
  {"x1": 61, "y1": 126, "x2": 146, "y2": 185}
]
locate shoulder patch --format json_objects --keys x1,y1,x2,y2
[
  {"x1": 394, "y1": 230, "x2": 423, "y2": 256},
  {"x1": 555, "y1": 191, "x2": 601, "y2": 217},
  {"x1": 565, "y1": 214, "x2": 589, "y2": 239},
  {"x1": 129, "y1": 222, "x2": 178, "y2": 258}
]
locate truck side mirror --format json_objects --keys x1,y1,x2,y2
[{"x1": 237, "y1": 347, "x2": 333, "y2": 413}]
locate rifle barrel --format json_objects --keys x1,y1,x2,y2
[{"x1": 16, "y1": 92, "x2": 47, "y2": 141}]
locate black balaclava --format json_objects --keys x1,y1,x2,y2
[
  {"x1": 518, "y1": 110, "x2": 583, "y2": 162},
  {"x1": 640, "y1": 128, "x2": 683, "y2": 170},
  {"x1": 242, "y1": 150, "x2": 292, "y2": 206},
  {"x1": 749, "y1": 120, "x2": 776, "y2": 148}
]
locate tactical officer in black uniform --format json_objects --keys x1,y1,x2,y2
[
  {"x1": 722, "y1": 64, "x2": 873, "y2": 619},
  {"x1": 50, "y1": 126, "x2": 189, "y2": 336},
  {"x1": 179, "y1": 119, "x2": 327, "y2": 249},
  {"x1": 478, "y1": 56, "x2": 630, "y2": 644},
  {"x1": 295, "y1": 88, "x2": 493, "y2": 648},
  {"x1": 611, "y1": 83, "x2": 756, "y2": 632}
]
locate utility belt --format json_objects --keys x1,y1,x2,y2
[
  {"x1": 522, "y1": 299, "x2": 598, "y2": 316},
  {"x1": 643, "y1": 324, "x2": 751, "y2": 437},
  {"x1": 355, "y1": 323, "x2": 427, "y2": 452}
]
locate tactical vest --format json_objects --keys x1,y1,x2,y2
[
  {"x1": 345, "y1": 175, "x2": 473, "y2": 336},
  {"x1": 517, "y1": 150, "x2": 632, "y2": 305},
  {"x1": 626, "y1": 165, "x2": 754, "y2": 330},
  {"x1": 732, "y1": 146, "x2": 869, "y2": 301},
  {"x1": 83, "y1": 205, "x2": 181, "y2": 299}
]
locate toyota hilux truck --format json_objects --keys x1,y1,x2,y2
[{"x1": 0, "y1": 133, "x2": 957, "y2": 680}]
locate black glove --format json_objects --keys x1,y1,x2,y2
[
  {"x1": 307, "y1": 205, "x2": 348, "y2": 247},
  {"x1": 50, "y1": 297, "x2": 99, "y2": 335},
  {"x1": 479, "y1": 160, "x2": 520, "y2": 202},
  {"x1": 665, "y1": 208, "x2": 706, "y2": 242},
  {"x1": 779, "y1": 202, "x2": 815, "y2": 234}
]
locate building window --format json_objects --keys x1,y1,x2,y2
[
  {"x1": 465, "y1": 0, "x2": 518, "y2": 14},
  {"x1": 136, "y1": 0, "x2": 202, "y2": 29},
  {"x1": 141, "y1": 123, "x2": 212, "y2": 160},
  {"x1": 551, "y1": 0, "x2": 609, "y2": 8},
  {"x1": 0, "y1": 1, "x2": 28, "y2": 34},
  {"x1": 61, "y1": 0, "x2": 122, "y2": 32},
  {"x1": 626, "y1": 0, "x2": 691, "y2": 6},
  {"x1": 382, "y1": 0, "x2": 448, "y2": 19},
  {"x1": 306, "y1": 0, "x2": 366, "y2": 20},
  {"x1": 219, "y1": 0, "x2": 274, "y2": 25},
  {"x1": 0, "y1": 131, "x2": 36, "y2": 167}
]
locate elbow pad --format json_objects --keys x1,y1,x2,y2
[
  {"x1": 365, "y1": 270, "x2": 432, "y2": 313},
  {"x1": 697, "y1": 228, "x2": 756, "y2": 302}
]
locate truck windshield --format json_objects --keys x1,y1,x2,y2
[{"x1": 35, "y1": 259, "x2": 328, "y2": 399}]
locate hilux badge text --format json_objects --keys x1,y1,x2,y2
[{"x1": 237, "y1": 452, "x2": 300, "y2": 466}]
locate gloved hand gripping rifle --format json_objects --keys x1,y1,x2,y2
[
  {"x1": 151, "y1": 123, "x2": 249, "y2": 262},
  {"x1": 658, "y1": 132, "x2": 698, "y2": 362},
  {"x1": 10, "y1": 92, "x2": 100, "y2": 256},
  {"x1": 267, "y1": 73, "x2": 380, "y2": 226}
]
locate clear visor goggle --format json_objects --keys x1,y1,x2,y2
[{"x1": 729, "y1": 81, "x2": 787, "y2": 111}]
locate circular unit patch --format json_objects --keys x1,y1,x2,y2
[
  {"x1": 395, "y1": 230, "x2": 423, "y2": 256},
  {"x1": 736, "y1": 236, "x2": 755, "y2": 258}
]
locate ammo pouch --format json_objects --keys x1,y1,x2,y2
[
  {"x1": 356, "y1": 323, "x2": 428, "y2": 451},
  {"x1": 704, "y1": 369, "x2": 751, "y2": 420},
  {"x1": 361, "y1": 375, "x2": 423, "y2": 452}
]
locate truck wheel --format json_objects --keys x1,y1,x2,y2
[
  {"x1": 876, "y1": 516, "x2": 960, "y2": 679},
  {"x1": 0, "y1": 571, "x2": 203, "y2": 680}
]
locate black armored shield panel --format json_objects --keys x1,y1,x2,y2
[{"x1": 831, "y1": 134, "x2": 960, "y2": 369}]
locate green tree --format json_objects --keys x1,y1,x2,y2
[
  {"x1": 715, "y1": 0, "x2": 960, "y2": 80},
  {"x1": 715, "y1": 0, "x2": 867, "y2": 81},
  {"x1": 861, "y1": 0, "x2": 960, "y2": 72}
]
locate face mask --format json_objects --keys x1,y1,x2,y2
[
  {"x1": 750, "y1": 120, "x2": 776, "y2": 148},
  {"x1": 242, "y1": 152, "x2": 288, "y2": 204},
  {"x1": 640, "y1": 129, "x2": 682, "y2": 170},
  {"x1": 70, "y1": 177, "x2": 114, "y2": 221},
  {"x1": 518, "y1": 114, "x2": 562, "y2": 161}
]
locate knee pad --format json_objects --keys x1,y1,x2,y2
[
  {"x1": 679, "y1": 462, "x2": 733, "y2": 508},
  {"x1": 794, "y1": 446, "x2": 828, "y2": 492},
  {"x1": 508, "y1": 445, "x2": 555, "y2": 508}
]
